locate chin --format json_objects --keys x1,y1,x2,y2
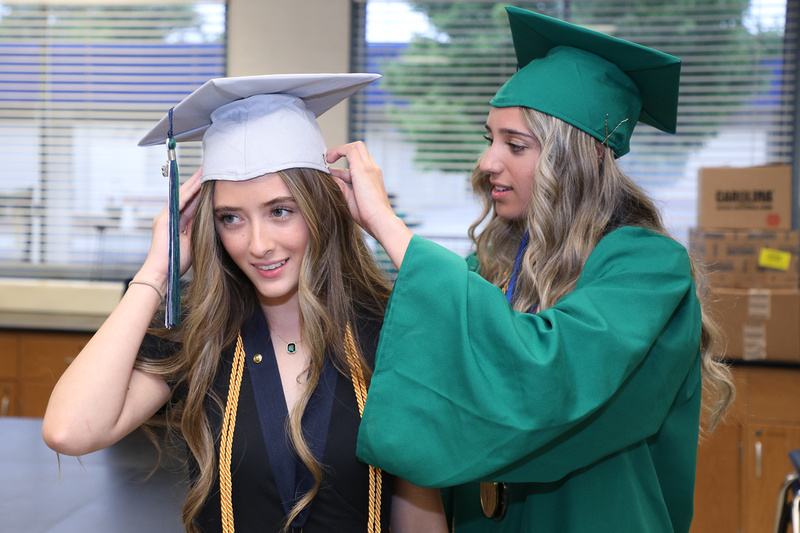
[{"x1": 495, "y1": 207, "x2": 526, "y2": 221}]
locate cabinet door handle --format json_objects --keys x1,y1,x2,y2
[
  {"x1": 1, "y1": 396, "x2": 8, "y2": 417},
  {"x1": 755, "y1": 440, "x2": 762, "y2": 479}
]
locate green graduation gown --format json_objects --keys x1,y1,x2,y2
[{"x1": 357, "y1": 226, "x2": 703, "y2": 532}]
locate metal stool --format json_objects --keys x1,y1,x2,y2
[{"x1": 773, "y1": 450, "x2": 800, "y2": 533}]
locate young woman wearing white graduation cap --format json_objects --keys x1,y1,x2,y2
[
  {"x1": 43, "y1": 74, "x2": 448, "y2": 533},
  {"x1": 327, "y1": 7, "x2": 735, "y2": 533}
]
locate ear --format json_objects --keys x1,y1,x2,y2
[{"x1": 595, "y1": 143, "x2": 605, "y2": 165}]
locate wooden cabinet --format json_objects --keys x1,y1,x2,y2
[
  {"x1": 691, "y1": 365, "x2": 800, "y2": 533},
  {"x1": 0, "y1": 330, "x2": 92, "y2": 417},
  {"x1": 743, "y1": 423, "x2": 800, "y2": 532},
  {"x1": 0, "y1": 331, "x2": 19, "y2": 416},
  {"x1": 742, "y1": 367, "x2": 800, "y2": 533},
  {"x1": 0, "y1": 381, "x2": 18, "y2": 416},
  {"x1": 692, "y1": 409, "x2": 744, "y2": 532}
]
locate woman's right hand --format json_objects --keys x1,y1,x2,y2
[{"x1": 136, "y1": 167, "x2": 203, "y2": 290}]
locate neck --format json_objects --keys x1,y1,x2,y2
[{"x1": 260, "y1": 295, "x2": 302, "y2": 339}]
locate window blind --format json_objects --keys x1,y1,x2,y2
[
  {"x1": 0, "y1": 2, "x2": 225, "y2": 281},
  {"x1": 350, "y1": 0, "x2": 797, "y2": 261}
]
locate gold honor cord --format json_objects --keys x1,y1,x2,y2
[
  {"x1": 220, "y1": 334, "x2": 246, "y2": 533},
  {"x1": 218, "y1": 325, "x2": 382, "y2": 532},
  {"x1": 344, "y1": 323, "x2": 383, "y2": 533}
]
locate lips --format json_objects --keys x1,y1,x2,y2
[
  {"x1": 491, "y1": 183, "x2": 513, "y2": 201},
  {"x1": 253, "y1": 259, "x2": 288, "y2": 279},
  {"x1": 490, "y1": 180, "x2": 512, "y2": 192},
  {"x1": 256, "y1": 259, "x2": 286, "y2": 271}
]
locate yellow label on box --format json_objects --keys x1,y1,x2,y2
[{"x1": 758, "y1": 248, "x2": 792, "y2": 271}]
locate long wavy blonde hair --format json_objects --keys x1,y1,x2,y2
[
  {"x1": 468, "y1": 107, "x2": 734, "y2": 431},
  {"x1": 138, "y1": 168, "x2": 392, "y2": 532}
]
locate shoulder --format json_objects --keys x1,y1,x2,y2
[
  {"x1": 592, "y1": 226, "x2": 689, "y2": 269},
  {"x1": 139, "y1": 330, "x2": 182, "y2": 362},
  {"x1": 575, "y1": 226, "x2": 693, "y2": 289},
  {"x1": 354, "y1": 308, "x2": 384, "y2": 366},
  {"x1": 602, "y1": 225, "x2": 683, "y2": 248}
]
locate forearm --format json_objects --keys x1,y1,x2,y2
[
  {"x1": 390, "y1": 478, "x2": 449, "y2": 533},
  {"x1": 372, "y1": 214, "x2": 414, "y2": 270},
  {"x1": 42, "y1": 277, "x2": 170, "y2": 455}
]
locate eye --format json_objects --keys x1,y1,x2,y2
[
  {"x1": 270, "y1": 206, "x2": 292, "y2": 218},
  {"x1": 483, "y1": 134, "x2": 493, "y2": 145},
  {"x1": 508, "y1": 142, "x2": 526, "y2": 154},
  {"x1": 217, "y1": 212, "x2": 240, "y2": 225}
]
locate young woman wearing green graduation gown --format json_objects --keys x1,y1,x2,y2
[{"x1": 326, "y1": 7, "x2": 735, "y2": 533}]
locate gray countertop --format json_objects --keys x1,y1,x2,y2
[
  {"x1": 0, "y1": 312, "x2": 105, "y2": 333},
  {"x1": 0, "y1": 417, "x2": 187, "y2": 533}
]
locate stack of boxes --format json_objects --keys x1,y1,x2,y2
[{"x1": 689, "y1": 165, "x2": 799, "y2": 363}]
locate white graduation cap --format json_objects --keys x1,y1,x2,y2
[
  {"x1": 139, "y1": 72, "x2": 381, "y2": 181},
  {"x1": 138, "y1": 73, "x2": 380, "y2": 328}
]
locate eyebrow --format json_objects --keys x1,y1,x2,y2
[
  {"x1": 484, "y1": 124, "x2": 536, "y2": 140},
  {"x1": 214, "y1": 195, "x2": 296, "y2": 213}
]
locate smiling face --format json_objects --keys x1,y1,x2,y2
[
  {"x1": 480, "y1": 106, "x2": 542, "y2": 221},
  {"x1": 213, "y1": 173, "x2": 310, "y2": 307}
]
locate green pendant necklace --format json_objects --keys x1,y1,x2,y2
[{"x1": 269, "y1": 326, "x2": 301, "y2": 354}]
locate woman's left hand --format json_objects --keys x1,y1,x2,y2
[
  {"x1": 327, "y1": 142, "x2": 413, "y2": 268},
  {"x1": 326, "y1": 141, "x2": 394, "y2": 238}
]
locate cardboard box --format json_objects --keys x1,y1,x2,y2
[
  {"x1": 710, "y1": 288, "x2": 800, "y2": 363},
  {"x1": 698, "y1": 165, "x2": 792, "y2": 230},
  {"x1": 689, "y1": 228, "x2": 799, "y2": 289}
]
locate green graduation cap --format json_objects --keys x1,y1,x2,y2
[{"x1": 490, "y1": 6, "x2": 681, "y2": 157}]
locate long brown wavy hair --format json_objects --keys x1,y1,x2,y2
[
  {"x1": 468, "y1": 106, "x2": 734, "y2": 431},
  {"x1": 137, "y1": 168, "x2": 392, "y2": 532}
]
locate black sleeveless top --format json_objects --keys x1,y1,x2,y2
[{"x1": 141, "y1": 306, "x2": 392, "y2": 532}]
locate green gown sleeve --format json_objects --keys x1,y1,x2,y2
[{"x1": 357, "y1": 226, "x2": 702, "y2": 488}]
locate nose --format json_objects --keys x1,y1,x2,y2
[
  {"x1": 249, "y1": 220, "x2": 275, "y2": 257},
  {"x1": 479, "y1": 146, "x2": 502, "y2": 176}
]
